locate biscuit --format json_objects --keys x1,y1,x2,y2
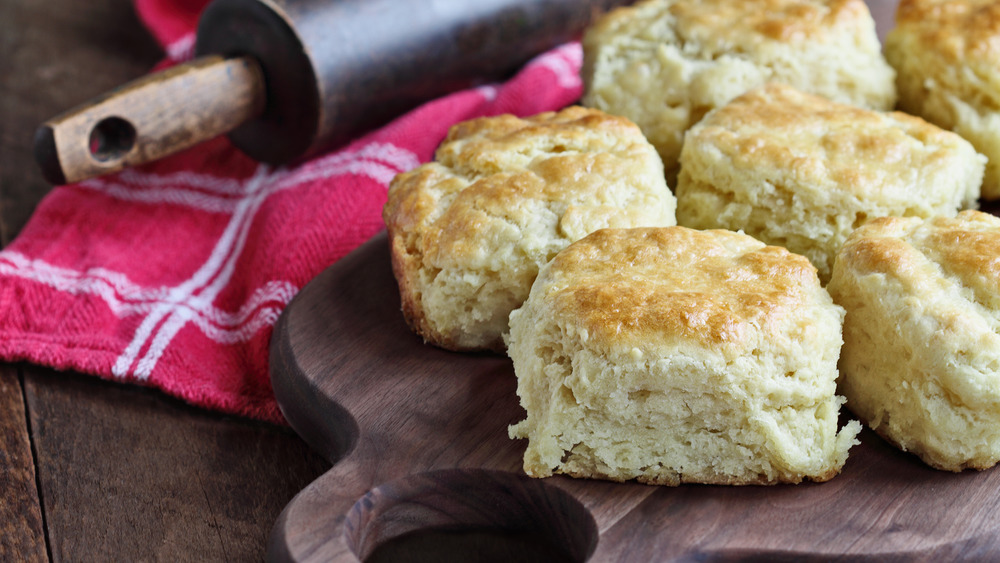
[
  {"x1": 581, "y1": 0, "x2": 895, "y2": 180},
  {"x1": 383, "y1": 107, "x2": 676, "y2": 352},
  {"x1": 885, "y1": 0, "x2": 1000, "y2": 200},
  {"x1": 828, "y1": 211, "x2": 1000, "y2": 472},
  {"x1": 676, "y1": 84, "x2": 983, "y2": 282},
  {"x1": 508, "y1": 227, "x2": 860, "y2": 485}
]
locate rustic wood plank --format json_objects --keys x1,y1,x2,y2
[
  {"x1": 0, "y1": 366, "x2": 47, "y2": 563},
  {"x1": 0, "y1": 2, "x2": 68, "y2": 560},
  {"x1": 23, "y1": 366, "x2": 330, "y2": 561},
  {"x1": 0, "y1": 0, "x2": 162, "y2": 244},
  {"x1": 2, "y1": 0, "x2": 331, "y2": 560}
]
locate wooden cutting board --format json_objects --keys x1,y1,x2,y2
[{"x1": 266, "y1": 230, "x2": 1000, "y2": 562}]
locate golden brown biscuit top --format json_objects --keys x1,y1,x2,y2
[
  {"x1": 685, "y1": 84, "x2": 967, "y2": 198},
  {"x1": 839, "y1": 211, "x2": 1000, "y2": 308},
  {"x1": 589, "y1": 0, "x2": 871, "y2": 54},
  {"x1": 539, "y1": 227, "x2": 822, "y2": 351},
  {"x1": 383, "y1": 106, "x2": 672, "y2": 272},
  {"x1": 895, "y1": 0, "x2": 1000, "y2": 61},
  {"x1": 435, "y1": 106, "x2": 647, "y2": 177}
]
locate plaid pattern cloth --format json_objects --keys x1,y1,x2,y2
[{"x1": 0, "y1": 0, "x2": 584, "y2": 423}]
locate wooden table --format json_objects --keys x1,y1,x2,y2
[
  {"x1": 3, "y1": 0, "x2": 991, "y2": 561},
  {"x1": 0, "y1": 1, "x2": 331, "y2": 560}
]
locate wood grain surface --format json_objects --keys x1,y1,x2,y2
[
  {"x1": 0, "y1": 0, "x2": 330, "y2": 560},
  {"x1": 24, "y1": 369, "x2": 331, "y2": 561},
  {"x1": 268, "y1": 230, "x2": 1000, "y2": 562},
  {"x1": 0, "y1": 366, "x2": 46, "y2": 562}
]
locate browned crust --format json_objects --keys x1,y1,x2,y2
[
  {"x1": 895, "y1": 0, "x2": 1000, "y2": 62},
  {"x1": 553, "y1": 465, "x2": 842, "y2": 486}
]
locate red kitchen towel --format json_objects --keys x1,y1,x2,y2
[{"x1": 0, "y1": 0, "x2": 585, "y2": 424}]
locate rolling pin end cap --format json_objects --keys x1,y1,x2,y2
[{"x1": 34, "y1": 125, "x2": 67, "y2": 186}]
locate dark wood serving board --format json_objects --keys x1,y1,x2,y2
[{"x1": 266, "y1": 230, "x2": 1000, "y2": 562}]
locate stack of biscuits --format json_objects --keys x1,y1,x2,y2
[
  {"x1": 383, "y1": 0, "x2": 1000, "y2": 485},
  {"x1": 383, "y1": 106, "x2": 677, "y2": 352}
]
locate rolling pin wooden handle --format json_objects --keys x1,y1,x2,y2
[{"x1": 33, "y1": 55, "x2": 266, "y2": 185}]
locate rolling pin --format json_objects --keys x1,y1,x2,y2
[{"x1": 34, "y1": 0, "x2": 635, "y2": 185}]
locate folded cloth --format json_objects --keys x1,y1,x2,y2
[{"x1": 0, "y1": 0, "x2": 585, "y2": 424}]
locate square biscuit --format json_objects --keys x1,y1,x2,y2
[
  {"x1": 828, "y1": 211, "x2": 1000, "y2": 471},
  {"x1": 885, "y1": 0, "x2": 1000, "y2": 200},
  {"x1": 508, "y1": 227, "x2": 860, "y2": 485}
]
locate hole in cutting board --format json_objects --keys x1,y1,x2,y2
[{"x1": 345, "y1": 469, "x2": 597, "y2": 562}]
